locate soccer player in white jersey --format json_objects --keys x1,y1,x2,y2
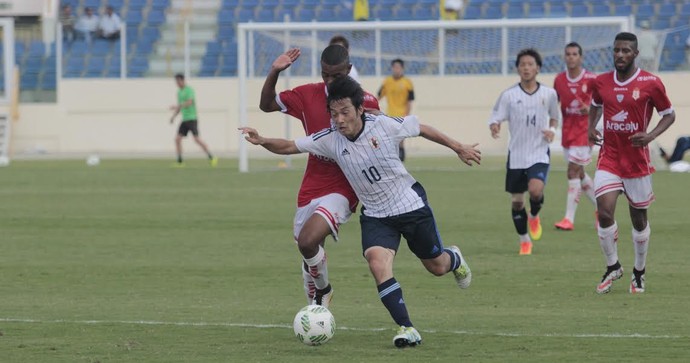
[
  {"x1": 241, "y1": 76, "x2": 481, "y2": 348},
  {"x1": 588, "y1": 32, "x2": 675, "y2": 294},
  {"x1": 553, "y1": 42, "x2": 599, "y2": 231},
  {"x1": 489, "y1": 48, "x2": 561, "y2": 255}
]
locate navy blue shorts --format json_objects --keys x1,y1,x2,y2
[
  {"x1": 359, "y1": 183, "x2": 445, "y2": 260},
  {"x1": 505, "y1": 162, "x2": 550, "y2": 194}
]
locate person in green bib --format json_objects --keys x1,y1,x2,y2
[{"x1": 170, "y1": 73, "x2": 218, "y2": 167}]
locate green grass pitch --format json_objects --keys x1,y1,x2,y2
[{"x1": 1, "y1": 156, "x2": 689, "y2": 362}]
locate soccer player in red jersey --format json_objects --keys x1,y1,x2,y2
[
  {"x1": 588, "y1": 32, "x2": 675, "y2": 294},
  {"x1": 259, "y1": 45, "x2": 380, "y2": 307},
  {"x1": 553, "y1": 42, "x2": 598, "y2": 231}
]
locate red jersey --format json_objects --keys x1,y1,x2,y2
[
  {"x1": 277, "y1": 82, "x2": 380, "y2": 210},
  {"x1": 553, "y1": 69, "x2": 597, "y2": 147},
  {"x1": 590, "y1": 68, "x2": 673, "y2": 178}
]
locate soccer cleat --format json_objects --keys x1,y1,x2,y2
[
  {"x1": 596, "y1": 263, "x2": 624, "y2": 294},
  {"x1": 519, "y1": 241, "x2": 533, "y2": 255},
  {"x1": 528, "y1": 215, "x2": 542, "y2": 241},
  {"x1": 312, "y1": 284, "x2": 333, "y2": 308},
  {"x1": 554, "y1": 218, "x2": 574, "y2": 231},
  {"x1": 393, "y1": 326, "x2": 422, "y2": 348},
  {"x1": 209, "y1": 157, "x2": 219, "y2": 167},
  {"x1": 630, "y1": 268, "x2": 646, "y2": 294},
  {"x1": 449, "y1": 245, "x2": 471, "y2": 289}
]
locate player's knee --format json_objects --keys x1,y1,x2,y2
[
  {"x1": 296, "y1": 236, "x2": 321, "y2": 256},
  {"x1": 511, "y1": 201, "x2": 524, "y2": 211},
  {"x1": 597, "y1": 209, "x2": 615, "y2": 226}
]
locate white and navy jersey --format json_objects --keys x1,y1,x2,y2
[
  {"x1": 489, "y1": 82, "x2": 560, "y2": 169},
  {"x1": 295, "y1": 114, "x2": 424, "y2": 218}
]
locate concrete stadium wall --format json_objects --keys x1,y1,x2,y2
[{"x1": 8, "y1": 73, "x2": 690, "y2": 158}]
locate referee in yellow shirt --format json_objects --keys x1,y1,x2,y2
[{"x1": 378, "y1": 59, "x2": 414, "y2": 161}]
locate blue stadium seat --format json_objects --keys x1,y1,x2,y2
[
  {"x1": 237, "y1": 9, "x2": 254, "y2": 22},
  {"x1": 28, "y1": 41, "x2": 45, "y2": 56},
  {"x1": 654, "y1": 17, "x2": 671, "y2": 30},
  {"x1": 20, "y1": 73, "x2": 39, "y2": 89},
  {"x1": 394, "y1": 7, "x2": 413, "y2": 21},
  {"x1": 126, "y1": 10, "x2": 144, "y2": 24},
  {"x1": 527, "y1": 4, "x2": 545, "y2": 18},
  {"x1": 484, "y1": 5, "x2": 503, "y2": 19},
  {"x1": 659, "y1": 3, "x2": 676, "y2": 18},
  {"x1": 83, "y1": 0, "x2": 102, "y2": 9},
  {"x1": 256, "y1": 9, "x2": 274, "y2": 22},
  {"x1": 129, "y1": 0, "x2": 148, "y2": 10},
  {"x1": 41, "y1": 73, "x2": 57, "y2": 89},
  {"x1": 682, "y1": 4, "x2": 690, "y2": 16},
  {"x1": 218, "y1": 9, "x2": 235, "y2": 24},
  {"x1": 90, "y1": 40, "x2": 112, "y2": 56},
  {"x1": 108, "y1": 0, "x2": 124, "y2": 9},
  {"x1": 141, "y1": 27, "x2": 160, "y2": 42},
  {"x1": 463, "y1": 5, "x2": 481, "y2": 19},
  {"x1": 69, "y1": 42, "x2": 88, "y2": 57},
  {"x1": 24, "y1": 57, "x2": 43, "y2": 73},
  {"x1": 570, "y1": 4, "x2": 588, "y2": 17},
  {"x1": 549, "y1": 4, "x2": 567, "y2": 17},
  {"x1": 413, "y1": 7, "x2": 433, "y2": 20},
  {"x1": 319, "y1": 8, "x2": 335, "y2": 20},
  {"x1": 506, "y1": 4, "x2": 524, "y2": 18},
  {"x1": 295, "y1": 8, "x2": 316, "y2": 21},
  {"x1": 262, "y1": 0, "x2": 280, "y2": 8},
  {"x1": 591, "y1": 4, "x2": 610, "y2": 17},
  {"x1": 151, "y1": 0, "x2": 170, "y2": 10},
  {"x1": 614, "y1": 4, "x2": 632, "y2": 16},
  {"x1": 636, "y1": 4, "x2": 654, "y2": 18},
  {"x1": 147, "y1": 10, "x2": 166, "y2": 25}
]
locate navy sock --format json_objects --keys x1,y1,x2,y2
[
  {"x1": 512, "y1": 208, "x2": 528, "y2": 235},
  {"x1": 177, "y1": 155, "x2": 183, "y2": 163},
  {"x1": 377, "y1": 278, "x2": 412, "y2": 327},
  {"x1": 444, "y1": 248, "x2": 461, "y2": 272},
  {"x1": 529, "y1": 196, "x2": 544, "y2": 217}
]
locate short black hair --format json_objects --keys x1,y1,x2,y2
[
  {"x1": 565, "y1": 42, "x2": 582, "y2": 56},
  {"x1": 327, "y1": 76, "x2": 364, "y2": 111},
  {"x1": 174, "y1": 73, "x2": 184, "y2": 80},
  {"x1": 329, "y1": 35, "x2": 350, "y2": 50},
  {"x1": 321, "y1": 44, "x2": 349, "y2": 66},
  {"x1": 391, "y1": 58, "x2": 404, "y2": 67},
  {"x1": 515, "y1": 48, "x2": 542, "y2": 68},
  {"x1": 615, "y1": 32, "x2": 638, "y2": 50}
]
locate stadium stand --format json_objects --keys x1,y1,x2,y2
[{"x1": 7, "y1": 0, "x2": 690, "y2": 98}]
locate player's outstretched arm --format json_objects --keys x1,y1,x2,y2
[
  {"x1": 259, "y1": 48, "x2": 301, "y2": 112},
  {"x1": 239, "y1": 127, "x2": 301, "y2": 155},
  {"x1": 419, "y1": 124, "x2": 481, "y2": 166}
]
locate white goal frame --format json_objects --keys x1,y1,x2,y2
[{"x1": 236, "y1": 17, "x2": 633, "y2": 172}]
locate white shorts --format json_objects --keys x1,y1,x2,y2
[
  {"x1": 563, "y1": 146, "x2": 592, "y2": 166},
  {"x1": 594, "y1": 170, "x2": 655, "y2": 209},
  {"x1": 293, "y1": 193, "x2": 352, "y2": 242}
]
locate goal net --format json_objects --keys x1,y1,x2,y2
[{"x1": 236, "y1": 17, "x2": 632, "y2": 172}]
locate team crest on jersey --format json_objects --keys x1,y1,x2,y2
[
  {"x1": 369, "y1": 136, "x2": 380, "y2": 149},
  {"x1": 632, "y1": 88, "x2": 640, "y2": 100},
  {"x1": 582, "y1": 84, "x2": 587, "y2": 93},
  {"x1": 616, "y1": 94, "x2": 624, "y2": 102}
]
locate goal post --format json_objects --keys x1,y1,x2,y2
[
  {"x1": 236, "y1": 16, "x2": 632, "y2": 172},
  {"x1": 0, "y1": 17, "x2": 15, "y2": 165}
]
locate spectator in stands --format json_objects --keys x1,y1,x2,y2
[
  {"x1": 329, "y1": 35, "x2": 360, "y2": 82},
  {"x1": 353, "y1": 0, "x2": 369, "y2": 21},
  {"x1": 441, "y1": 0, "x2": 464, "y2": 20},
  {"x1": 637, "y1": 20, "x2": 658, "y2": 71},
  {"x1": 76, "y1": 7, "x2": 99, "y2": 44},
  {"x1": 60, "y1": 4, "x2": 76, "y2": 43},
  {"x1": 98, "y1": 6, "x2": 122, "y2": 40}
]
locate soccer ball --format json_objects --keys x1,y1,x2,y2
[
  {"x1": 86, "y1": 154, "x2": 100, "y2": 166},
  {"x1": 292, "y1": 305, "x2": 335, "y2": 346}
]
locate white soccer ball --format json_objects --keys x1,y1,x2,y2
[
  {"x1": 293, "y1": 305, "x2": 336, "y2": 346},
  {"x1": 0, "y1": 155, "x2": 9, "y2": 167},
  {"x1": 86, "y1": 154, "x2": 100, "y2": 166}
]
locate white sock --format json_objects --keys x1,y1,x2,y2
[
  {"x1": 581, "y1": 173, "x2": 597, "y2": 207},
  {"x1": 632, "y1": 223, "x2": 651, "y2": 271},
  {"x1": 302, "y1": 262, "x2": 315, "y2": 304},
  {"x1": 304, "y1": 246, "x2": 329, "y2": 290},
  {"x1": 598, "y1": 222, "x2": 619, "y2": 266},
  {"x1": 565, "y1": 178, "x2": 581, "y2": 222},
  {"x1": 519, "y1": 233, "x2": 531, "y2": 243}
]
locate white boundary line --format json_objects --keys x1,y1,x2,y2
[{"x1": 0, "y1": 318, "x2": 684, "y2": 339}]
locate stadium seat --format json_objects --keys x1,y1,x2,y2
[
  {"x1": 614, "y1": 4, "x2": 633, "y2": 16},
  {"x1": 591, "y1": 4, "x2": 610, "y2": 17},
  {"x1": 129, "y1": 0, "x2": 148, "y2": 10},
  {"x1": 654, "y1": 18, "x2": 671, "y2": 30},
  {"x1": 570, "y1": 4, "x2": 588, "y2": 17},
  {"x1": 237, "y1": 9, "x2": 254, "y2": 22},
  {"x1": 506, "y1": 4, "x2": 524, "y2": 18},
  {"x1": 549, "y1": 4, "x2": 567, "y2": 17},
  {"x1": 147, "y1": 10, "x2": 166, "y2": 25},
  {"x1": 636, "y1": 4, "x2": 654, "y2": 18},
  {"x1": 463, "y1": 5, "x2": 481, "y2": 19},
  {"x1": 394, "y1": 8, "x2": 413, "y2": 21},
  {"x1": 484, "y1": 5, "x2": 503, "y2": 19},
  {"x1": 527, "y1": 4, "x2": 545, "y2": 18},
  {"x1": 319, "y1": 8, "x2": 335, "y2": 20},
  {"x1": 413, "y1": 7, "x2": 433, "y2": 20},
  {"x1": 83, "y1": 0, "x2": 102, "y2": 9},
  {"x1": 295, "y1": 8, "x2": 316, "y2": 21},
  {"x1": 256, "y1": 9, "x2": 275, "y2": 22},
  {"x1": 659, "y1": 3, "x2": 676, "y2": 18}
]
